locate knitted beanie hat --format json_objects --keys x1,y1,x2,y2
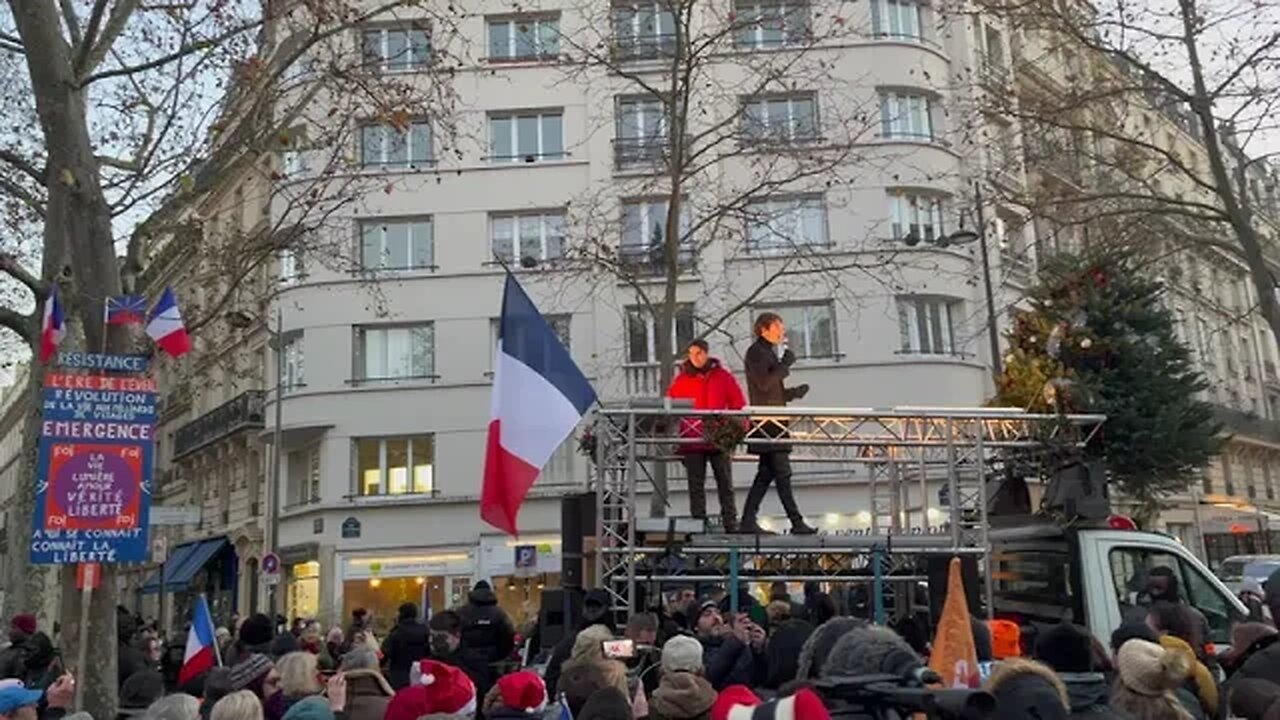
[
  {"x1": 1116, "y1": 639, "x2": 1190, "y2": 697},
  {"x1": 661, "y1": 635, "x2": 704, "y2": 674}
]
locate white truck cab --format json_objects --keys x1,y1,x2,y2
[{"x1": 988, "y1": 519, "x2": 1248, "y2": 651}]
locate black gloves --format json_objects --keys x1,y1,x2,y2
[
  {"x1": 791, "y1": 384, "x2": 810, "y2": 400},
  {"x1": 780, "y1": 349, "x2": 796, "y2": 367}
]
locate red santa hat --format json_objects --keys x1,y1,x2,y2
[
  {"x1": 494, "y1": 671, "x2": 548, "y2": 714},
  {"x1": 711, "y1": 685, "x2": 830, "y2": 720},
  {"x1": 414, "y1": 660, "x2": 476, "y2": 716}
]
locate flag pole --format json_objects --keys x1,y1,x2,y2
[{"x1": 207, "y1": 595, "x2": 223, "y2": 667}]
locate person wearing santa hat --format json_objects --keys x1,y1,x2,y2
[
  {"x1": 479, "y1": 671, "x2": 548, "y2": 719},
  {"x1": 384, "y1": 660, "x2": 476, "y2": 720},
  {"x1": 709, "y1": 685, "x2": 830, "y2": 720}
]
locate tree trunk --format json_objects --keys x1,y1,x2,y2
[
  {"x1": 10, "y1": 0, "x2": 129, "y2": 714},
  {"x1": 1175, "y1": 0, "x2": 1280, "y2": 356}
]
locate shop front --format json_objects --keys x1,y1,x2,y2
[
  {"x1": 337, "y1": 549, "x2": 476, "y2": 635},
  {"x1": 1199, "y1": 504, "x2": 1280, "y2": 568},
  {"x1": 478, "y1": 535, "x2": 562, "y2": 629},
  {"x1": 141, "y1": 536, "x2": 239, "y2": 628},
  {"x1": 282, "y1": 542, "x2": 323, "y2": 622}
]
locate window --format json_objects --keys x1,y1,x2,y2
[
  {"x1": 282, "y1": 332, "x2": 305, "y2": 389},
  {"x1": 360, "y1": 121, "x2": 433, "y2": 169},
  {"x1": 1107, "y1": 547, "x2": 1242, "y2": 644},
  {"x1": 888, "y1": 192, "x2": 946, "y2": 242},
  {"x1": 489, "y1": 111, "x2": 564, "y2": 163},
  {"x1": 356, "y1": 436, "x2": 434, "y2": 496},
  {"x1": 755, "y1": 302, "x2": 836, "y2": 358},
  {"x1": 280, "y1": 126, "x2": 310, "y2": 176},
  {"x1": 742, "y1": 94, "x2": 818, "y2": 143},
  {"x1": 359, "y1": 217, "x2": 434, "y2": 271},
  {"x1": 491, "y1": 211, "x2": 566, "y2": 264},
  {"x1": 488, "y1": 15, "x2": 559, "y2": 61},
  {"x1": 543, "y1": 437, "x2": 578, "y2": 484},
  {"x1": 747, "y1": 196, "x2": 828, "y2": 252},
  {"x1": 286, "y1": 444, "x2": 321, "y2": 506},
  {"x1": 879, "y1": 92, "x2": 935, "y2": 140},
  {"x1": 898, "y1": 296, "x2": 960, "y2": 355},
  {"x1": 990, "y1": 548, "x2": 1076, "y2": 623},
  {"x1": 734, "y1": 0, "x2": 810, "y2": 48},
  {"x1": 278, "y1": 248, "x2": 304, "y2": 284},
  {"x1": 362, "y1": 27, "x2": 431, "y2": 71},
  {"x1": 616, "y1": 96, "x2": 667, "y2": 167},
  {"x1": 626, "y1": 304, "x2": 695, "y2": 363},
  {"x1": 621, "y1": 198, "x2": 691, "y2": 260},
  {"x1": 612, "y1": 2, "x2": 676, "y2": 60},
  {"x1": 355, "y1": 324, "x2": 434, "y2": 381},
  {"x1": 870, "y1": 0, "x2": 923, "y2": 40}
]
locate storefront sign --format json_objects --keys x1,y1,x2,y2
[
  {"x1": 279, "y1": 543, "x2": 319, "y2": 565},
  {"x1": 342, "y1": 517, "x2": 361, "y2": 539},
  {"x1": 32, "y1": 356, "x2": 156, "y2": 565}
]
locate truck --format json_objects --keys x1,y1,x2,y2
[{"x1": 988, "y1": 516, "x2": 1249, "y2": 651}]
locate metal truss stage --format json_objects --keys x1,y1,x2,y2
[{"x1": 591, "y1": 405, "x2": 1104, "y2": 619}]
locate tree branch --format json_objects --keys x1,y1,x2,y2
[
  {"x1": 76, "y1": 0, "x2": 137, "y2": 75},
  {"x1": 0, "y1": 307, "x2": 33, "y2": 347},
  {"x1": 0, "y1": 178, "x2": 46, "y2": 220},
  {"x1": 0, "y1": 254, "x2": 48, "y2": 300},
  {"x1": 0, "y1": 150, "x2": 43, "y2": 183},
  {"x1": 58, "y1": 0, "x2": 83, "y2": 48},
  {"x1": 81, "y1": 15, "x2": 261, "y2": 85}
]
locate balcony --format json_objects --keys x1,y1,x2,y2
[
  {"x1": 1214, "y1": 404, "x2": 1280, "y2": 444},
  {"x1": 611, "y1": 33, "x2": 677, "y2": 62},
  {"x1": 174, "y1": 390, "x2": 266, "y2": 459},
  {"x1": 623, "y1": 363, "x2": 662, "y2": 397},
  {"x1": 618, "y1": 245, "x2": 697, "y2": 276},
  {"x1": 613, "y1": 137, "x2": 668, "y2": 171},
  {"x1": 980, "y1": 58, "x2": 1012, "y2": 88}
]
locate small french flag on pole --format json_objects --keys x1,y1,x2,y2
[
  {"x1": 39, "y1": 285, "x2": 65, "y2": 363},
  {"x1": 146, "y1": 287, "x2": 192, "y2": 358},
  {"x1": 178, "y1": 594, "x2": 218, "y2": 685},
  {"x1": 481, "y1": 274, "x2": 596, "y2": 536}
]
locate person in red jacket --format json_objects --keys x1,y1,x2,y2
[{"x1": 667, "y1": 338, "x2": 746, "y2": 532}]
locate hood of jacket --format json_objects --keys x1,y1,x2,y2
[
  {"x1": 469, "y1": 586, "x2": 498, "y2": 606},
  {"x1": 344, "y1": 669, "x2": 394, "y2": 697},
  {"x1": 651, "y1": 672, "x2": 716, "y2": 718},
  {"x1": 680, "y1": 358, "x2": 722, "y2": 376},
  {"x1": 1058, "y1": 672, "x2": 1110, "y2": 711},
  {"x1": 986, "y1": 659, "x2": 1070, "y2": 720}
]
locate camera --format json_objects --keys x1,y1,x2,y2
[{"x1": 812, "y1": 673, "x2": 996, "y2": 720}]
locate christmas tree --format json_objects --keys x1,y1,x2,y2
[{"x1": 995, "y1": 249, "x2": 1222, "y2": 519}]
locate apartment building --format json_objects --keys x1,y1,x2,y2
[
  {"x1": 1005, "y1": 8, "x2": 1280, "y2": 563},
  {"x1": 266, "y1": 0, "x2": 1020, "y2": 630}
]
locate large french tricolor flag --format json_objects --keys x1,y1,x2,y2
[
  {"x1": 178, "y1": 594, "x2": 218, "y2": 685},
  {"x1": 39, "y1": 286, "x2": 65, "y2": 363},
  {"x1": 482, "y1": 274, "x2": 596, "y2": 535}
]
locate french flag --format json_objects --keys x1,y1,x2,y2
[
  {"x1": 39, "y1": 285, "x2": 65, "y2": 363},
  {"x1": 146, "y1": 286, "x2": 192, "y2": 358},
  {"x1": 482, "y1": 274, "x2": 596, "y2": 536},
  {"x1": 178, "y1": 594, "x2": 218, "y2": 685}
]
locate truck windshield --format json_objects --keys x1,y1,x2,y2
[{"x1": 1216, "y1": 559, "x2": 1246, "y2": 583}]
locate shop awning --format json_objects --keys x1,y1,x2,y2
[{"x1": 141, "y1": 537, "x2": 227, "y2": 594}]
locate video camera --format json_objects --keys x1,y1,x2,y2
[{"x1": 812, "y1": 672, "x2": 996, "y2": 720}]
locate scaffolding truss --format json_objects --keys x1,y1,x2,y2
[{"x1": 592, "y1": 406, "x2": 1105, "y2": 616}]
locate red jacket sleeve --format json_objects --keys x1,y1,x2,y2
[{"x1": 718, "y1": 368, "x2": 747, "y2": 410}]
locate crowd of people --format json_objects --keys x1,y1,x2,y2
[{"x1": 0, "y1": 573, "x2": 1276, "y2": 720}]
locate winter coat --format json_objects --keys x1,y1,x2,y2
[
  {"x1": 382, "y1": 618, "x2": 431, "y2": 690},
  {"x1": 700, "y1": 634, "x2": 761, "y2": 691},
  {"x1": 456, "y1": 586, "x2": 516, "y2": 703},
  {"x1": 118, "y1": 640, "x2": 149, "y2": 690},
  {"x1": 666, "y1": 358, "x2": 747, "y2": 453},
  {"x1": 985, "y1": 659, "x2": 1071, "y2": 720},
  {"x1": 1233, "y1": 633, "x2": 1280, "y2": 686},
  {"x1": 763, "y1": 620, "x2": 813, "y2": 690},
  {"x1": 1059, "y1": 672, "x2": 1132, "y2": 720},
  {"x1": 544, "y1": 591, "x2": 617, "y2": 697},
  {"x1": 342, "y1": 669, "x2": 393, "y2": 720},
  {"x1": 1159, "y1": 635, "x2": 1218, "y2": 718},
  {"x1": 743, "y1": 337, "x2": 801, "y2": 454},
  {"x1": 648, "y1": 672, "x2": 715, "y2": 720},
  {"x1": 0, "y1": 636, "x2": 27, "y2": 680}
]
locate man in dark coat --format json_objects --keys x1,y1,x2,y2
[
  {"x1": 381, "y1": 602, "x2": 430, "y2": 690},
  {"x1": 692, "y1": 602, "x2": 763, "y2": 690},
  {"x1": 455, "y1": 581, "x2": 515, "y2": 706},
  {"x1": 0, "y1": 614, "x2": 36, "y2": 679},
  {"x1": 545, "y1": 588, "x2": 616, "y2": 697},
  {"x1": 741, "y1": 312, "x2": 814, "y2": 534}
]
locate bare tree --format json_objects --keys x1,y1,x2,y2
[
  {"x1": 971, "y1": 0, "x2": 1280, "y2": 352},
  {"x1": 0, "y1": 1, "x2": 465, "y2": 713},
  {"x1": 506, "y1": 0, "x2": 958, "y2": 513}
]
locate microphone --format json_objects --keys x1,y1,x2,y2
[{"x1": 825, "y1": 625, "x2": 932, "y2": 684}]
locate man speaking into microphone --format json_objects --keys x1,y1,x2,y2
[{"x1": 741, "y1": 312, "x2": 815, "y2": 535}]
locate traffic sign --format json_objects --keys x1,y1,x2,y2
[{"x1": 262, "y1": 552, "x2": 281, "y2": 575}]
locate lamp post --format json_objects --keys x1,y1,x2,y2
[{"x1": 902, "y1": 182, "x2": 1002, "y2": 380}]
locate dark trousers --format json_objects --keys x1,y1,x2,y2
[
  {"x1": 682, "y1": 452, "x2": 738, "y2": 531},
  {"x1": 741, "y1": 451, "x2": 803, "y2": 525}
]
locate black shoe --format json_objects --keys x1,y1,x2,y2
[{"x1": 790, "y1": 520, "x2": 818, "y2": 535}]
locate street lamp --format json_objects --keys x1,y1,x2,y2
[{"x1": 898, "y1": 182, "x2": 1002, "y2": 380}]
